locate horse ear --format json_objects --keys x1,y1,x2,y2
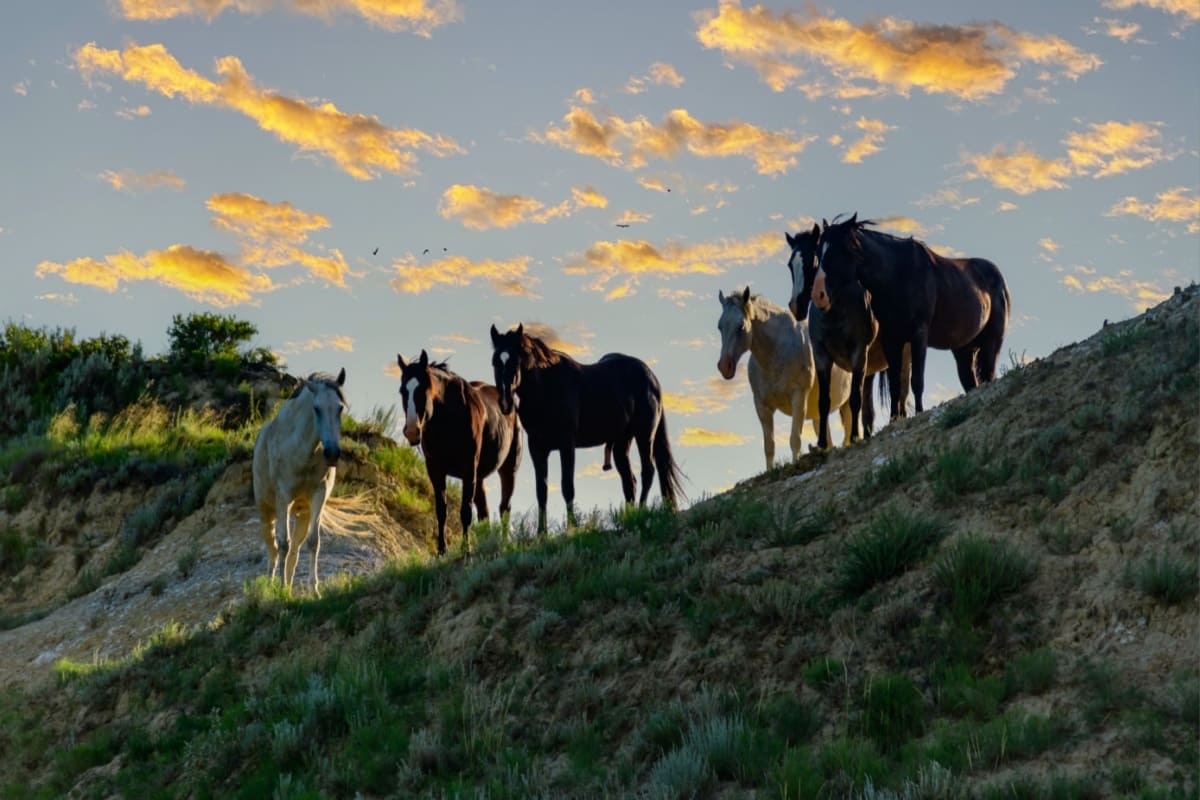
[
  {"x1": 785, "y1": 231, "x2": 796, "y2": 248},
  {"x1": 397, "y1": 353, "x2": 406, "y2": 370},
  {"x1": 516, "y1": 323, "x2": 524, "y2": 337},
  {"x1": 419, "y1": 349, "x2": 429, "y2": 367},
  {"x1": 490, "y1": 324, "x2": 501, "y2": 347},
  {"x1": 336, "y1": 367, "x2": 346, "y2": 387},
  {"x1": 718, "y1": 289, "x2": 726, "y2": 303},
  {"x1": 742, "y1": 286, "x2": 751, "y2": 304},
  {"x1": 810, "y1": 222, "x2": 820, "y2": 237},
  {"x1": 822, "y1": 218, "x2": 829, "y2": 229},
  {"x1": 849, "y1": 212, "x2": 858, "y2": 225}
]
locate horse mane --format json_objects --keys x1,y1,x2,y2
[
  {"x1": 723, "y1": 288, "x2": 786, "y2": 318},
  {"x1": 520, "y1": 333, "x2": 568, "y2": 369},
  {"x1": 292, "y1": 372, "x2": 347, "y2": 405}
]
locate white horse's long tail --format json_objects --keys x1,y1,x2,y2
[{"x1": 318, "y1": 492, "x2": 416, "y2": 560}]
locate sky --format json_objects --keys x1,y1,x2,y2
[{"x1": 2, "y1": 0, "x2": 1198, "y2": 526}]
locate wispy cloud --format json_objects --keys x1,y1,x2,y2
[
  {"x1": 113, "y1": 0, "x2": 462, "y2": 35},
  {"x1": 278, "y1": 335, "x2": 355, "y2": 354},
  {"x1": 389, "y1": 254, "x2": 537, "y2": 297},
  {"x1": 564, "y1": 230, "x2": 782, "y2": 297},
  {"x1": 875, "y1": 216, "x2": 939, "y2": 237},
  {"x1": 637, "y1": 176, "x2": 673, "y2": 193},
  {"x1": 679, "y1": 426, "x2": 748, "y2": 447},
  {"x1": 99, "y1": 168, "x2": 185, "y2": 193},
  {"x1": 519, "y1": 321, "x2": 594, "y2": 358},
  {"x1": 13, "y1": 81, "x2": 28, "y2": 96},
  {"x1": 75, "y1": 41, "x2": 463, "y2": 180},
  {"x1": 1087, "y1": 17, "x2": 1143, "y2": 42},
  {"x1": 625, "y1": 61, "x2": 685, "y2": 93},
  {"x1": 996, "y1": 201, "x2": 1019, "y2": 212},
  {"x1": 438, "y1": 184, "x2": 606, "y2": 230},
  {"x1": 115, "y1": 103, "x2": 151, "y2": 119},
  {"x1": 841, "y1": 117, "x2": 895, "y2": 164},
  {"x1": 694, "y1": 2, "x2": 1100, "y2": 100},
  {"x1": 615, "y1": 209, "x2": 652, "y2": 226},
  {"x1": 962, "y1": 144, "x2": 1074, "y2": 194},
  {"x1": 535, "y1": 104, "x2": 815, "y2": 176},
  {"x1": 914, "y1": 188, "x2": 979, "y2": 209},
  {"x1": 1103, "y1": 0, "x2": 1199, "y2": 23},
  {"x1": 663, "y1": 391, "x2": 728, "y2": 415},
  {"x1": 1106, "y1": 186, "x2": 1200, "y2": 232},
  {"x1": 1061, "y1": 267, "x2": 1170, "y2": 311},
  {"x1": 35, "y1": 292, "x2": 79, "y2": 305},
  {"x1": 36, "y1": 245, "x2": 275, "y2": 307}
]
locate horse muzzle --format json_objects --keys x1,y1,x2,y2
[
  {"x1": 402, "y1": 424, "x2": 422, "y2": 446},
  {"x1": 717, "y1": 355, "x2": 737, "y2": 380},
  {"x1": 323, "y1": 446, "x2": 341, "y2": 466}
]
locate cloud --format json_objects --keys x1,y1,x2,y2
[
  {"x1": 279, "y1": 335, "x2": 355, "y2": 354},
  {"x1": 615, "y1": 209, "x2": 652, "y2": 225},
  {"x1": 1061, "y1": 267, "x2": 1170, "y2": 311},
  {"x1": 637, "y1": 176, "x2": 673, "y2": 193},
  {"x1": 663, "y1": 391, "x2": 728, "y2": 415},
  {"x1": 914, "y1": 188, "x2": 980, "y2": 209},
  {"x1": 75, "y1": 41, "x2": 463, "y2": 180},
  {"x1": 35, "y1": 292, "x2": 79, "y2": 305},
  {"x1": 963, "y1": 119, "x2": 1169, "y2": 194},
  {"x1": 116, "y1": 104, "x2": 152, "y2": 119},
  {"x1": 77, "y1": 99, "x2": 96, "y2": 111},
  {"x1": 1103, "y1": 0, "x2": 1199, "y2": 22},
  {"x1": 1039, "y1": 237, "x2": 1060, "y2": 253},
  {"x1": 1089, "y1": 17, "x2": 1143, "y2": 42},
  {"x1": 432, "y1": 333, "x2": 479, "y2": 344},
  {"x1": 875, "y1": 216, "x2": 938, "y2": 237},
  {"x1": 841, "y1": 117, "x2": 894, "y2": 164},
  {"x1": 625, "y1": 61, "x2": 686, "y2": 93},
  {"x1": 668, "y1": 335, "x2": 713, "y2": 349},
  {"x1": 389, "y1": 254, "x2": 537, "y2": 297},
  {"x1": 113, "y1": 0, "x2": 462, "y2": 35},
  {"x1": 99, "y1": 168, "x2": 185, "y2": 193},
  {"x1": 564, "y1": 230, "x2": 782, "y2": 296},
  {"x1": 519, "y1": 322, "x2": 593, "y2": 358},
  {"x1": 1106, "y1": 186, "x2": 1200, "y2": 231},
  {"x1": 36, "y1": 245, "x2": 274, "y2": 306},
  {"x1": 694, "y1": 2, "x2": 1100, "y2": 100},
  {"x1": 535, "y1": 104, "x2": 815, "y2": 176},
  {"x1": 439, "y1": 184, "x2": 606, "y2": 230},
  {"x1": 574, "y1": 87, "x2": 596, "y2": 105},
  {"x1": 996, "y1": 201, "x2": 1019, "y2": 212},
  {"x1": 13, "y1": 81, "x2": 28, "y2": 96},
  {"x1": 206, "y1": 192, "x2": 351, "y2": 285},
  {"x1": 679, "y1": 426, "x2": 748, "y2": 447}
]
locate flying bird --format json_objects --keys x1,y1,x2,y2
[
  {"x1": 372, "y1": 247, "x2": 379, "y2": 256},
  {"x1": 616, "y1": 223, "x2": 630, "y2": 228},
  {"x1": 443, "y1": 247, "x2": 448, "y2": 251},
  {"x1": 422, "y1": 248, "x2": 430, "y2": 255}
]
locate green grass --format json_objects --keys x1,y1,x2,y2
[
  {"x1": 933, "y1": 535, "x2": 1034, "y2": 624},
  {"x1": 938, "y1": 401, "x2": 975, "y2": 430},
  {"x1": 804, "y1": 656, "x2": 847, "y2": 690},
  {"x1": 857, "y1": 673, "x2": 925, "y2": 752},
  {"x1": 929, "y1": 443, "x2": 1014, "y2": 503},
  {"x1": 1004, "y1": 648, "x2": 1058, "y2": 697},
  {"x1": 1132, "y1": 550, "x2": 1199, "y2": 606},
  {"x1": 856, "y1": 449, "x2": 926, "y2": 497},
  {"x1": 837, "y1": 505, "x2": 949, "y2": 597}
]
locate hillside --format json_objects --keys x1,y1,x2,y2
[{"x1": 0, "y1": 288, "x2": 1197, "y2": 799}]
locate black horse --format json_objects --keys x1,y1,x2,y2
[
  {"x1": 785, "y1": 225, "x2": 908, "y2": 449},
  {"x1": 397, "y1": 350, "x2": 522, "y2": 555},
  {"x1": 490, "y1": 324, "x2": 685, "y2": 533},
  {"x1": 814, "y1": 213, "x2": 1010, "y2": 418}
]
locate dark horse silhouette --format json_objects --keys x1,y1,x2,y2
[
  {"x1": 785, "y1": 224, "x2": 910, "y2": 449},
  {"x1": 813, "y1": 213, "x2": 1010, "y2": 418},
  {"x1": 397, "y1": 350, "x2": 522, "y2": 555},
  {"x1": 490, "y1": 324, "x2": 685, "y2": 533}
]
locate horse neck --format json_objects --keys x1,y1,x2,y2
[
  {"x1": 279, "y1": 389, "x2": 318, "y2": 444},
  {"x1": 745, "y1": 301, "x2": 792, "y2": 364},
  {"x1": 855, "y1": 230, "x2": 908, "y2": 289}
]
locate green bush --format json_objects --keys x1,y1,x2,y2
[
  {"x1": 167, "y1": 313, "x2": 258, "y2": 369},
  {"x1": 857, "y1": 673, "x2": 925, "y2": 752},
  {"x1": 933, "y1": 535, "x2": 1033, "y2": 623},
  {"x1": 1133, "y1": 551, "x2": 1198, "y2": 606},
  {"x1": 837, "y1": 505, "x2": 949, "y2": 596}
]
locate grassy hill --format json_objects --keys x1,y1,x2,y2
[{"x1": 0, "y1": 290, "x2": 1197, "y2": 799}]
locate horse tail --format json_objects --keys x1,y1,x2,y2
[
  {"x1": 319, "y1": 492, "x2": 415, "y2": 560},
  {"x1": 652, "y1": 412, "x2": 687, "y2": 509},
  {"x1": 974, "y1": 259, "x2": 1011, "y2": 382},
  {"x1": 876, "y1": 344, "x2": 913, "y2": 418}
]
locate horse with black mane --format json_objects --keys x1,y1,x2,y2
[
  {"x1": 813, "y1": 213, "x2": 1010, "y2": 419},
  {"x1": 490, "y1": 324, "x2": 685, "y2": 533},
  {"x1": 397, "y1": 350, "x2": 522, "y2": 555},
  {"x1": 785, "y1": 224, "x2": 910, "y2": 449}
]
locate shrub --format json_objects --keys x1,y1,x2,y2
[
  {"x1": 804, "y1": 656, "x2": 847, "y2": 690},
  {"x1": 1004, "y1": 648, "x2": 1058, "y2": 697},
  {"x1": 1133, "y1": 551, "x2": 1198, "y2": 606},
  {"x1": 167, "y1": 313, "x2": 258, "y2": 369},
  {"x1": 933, "y1": 536, "x2": 1033, "y2": 623},
  {"x1": 858, "y1": 673, "x2": 925, "y2": 752},
  {"x1": 857, "y1": 449, "x2": 926, "y2": 497},
  {"x1": 837, "y1": 505, "x2": 949, "y2": 596}
]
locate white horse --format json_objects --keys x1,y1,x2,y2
[
  {"x1": 253, "y1": 369, "x2": 347, "y2": 596},
  {"x1": 717, "y1": 287, "x2": 854, "y2": 470}
]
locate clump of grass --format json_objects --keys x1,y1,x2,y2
[
  {"x1": 938, "y1": 401, "x2": 974, "y2": 430},
  {"x1": 804, "y1": 656, "x2": 847, "y2": 690},
  {"x1": 857, "y1": 449, "x2": 926, "y2": 497},
  {"x1": 1071, "y1": 403, "x2": 1105, "y2": 432},
  {"x1": 837, "y1": 505, "x2": 949, "y2": 597},
  {"x1": 857, "y1": 673, "x2": 925, "y2": 753},
  {"x1": 933, "y1": 535, "x2": 1033, "y2": 624},
  {"x1": 1038, "y1": 521, "x2": 1090, "y2": 556},
  {"x1": 177, "y1": 541, "x2": 201, "y2": 579},
  {"x1": 767, "y1": 499, "x2": 837, "y2": 547},
  {"x1": 1077, "y1": 657, "x2": 1143, "y2": 728},
  {"x1": 929, "y1": 443, "x2": 1013, "y2": 503},
  {"x1": 933, "y1": 663, "x2": 1004, "y2": 720},
  {"x1": 1004, "y1": 648, "x2": 1058, "y2": 697},
  {"x1": 1132, "y1": 550, "x2": 1198, "y2": 606},
  {"x1": 1100, "y1": 324, "x2": 1152, "y2": 356}
]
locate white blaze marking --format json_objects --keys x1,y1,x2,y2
[
  {"x1": 405, "y1": 378, "x2": 419, "y2": 426},
  {"x1": 819, "y1": 241, "x2": 829, "y2": 262},
  {"x1": 499, "y1": 351, "x2": 510, "y2": 364}
]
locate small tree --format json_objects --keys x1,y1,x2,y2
[{"x1": 167, "y1": 313, "x2": 258, "y2": 368}]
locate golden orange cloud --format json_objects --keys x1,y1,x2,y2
[
  {"x1": 438, "y1": 184, "x2": 607, "y2": 230},
  {"x1": 1090, "y1": 17, "x2": 1142, "y2": 41},
  {"x1": 116, "y1": 104, "x2": 152, "y2": 119},
  {"x1": 99, "y1": 168, "x2": 185, "y2": 193},
  {"x1": 842, "y1": 117, "x2": 894, "y2": 164},
  {"x1": 115, "y1": 0, "x2": 461, "y2": 35},
  {"x1": 914, "y1": 188, "x2": 979, "y2": 209},
  {"x1": 679, "y1": 427, "x2": 748, "y2": 447},
  {"x1": 206, "y1": 192, "x2": 350, "y2": 285},
  {"x1": 615, "y1": 209, "x2": 652, "y2": 225},
  {"x1": 637, "y1": 176, "x2": 672, "y2": 193},
  {"x1": 694, "y1": 2, "x2": 1100, "y2": 100},
  {"x1": 1064, "y1": 120, "x2": 1165, "y2": 178},
  {"x1": 1103, "y1": 0, "x2": 1200, "y2": 22},
  {"x1": 279, "y1": 335, "x2": 355, "y2": 354},
  {"x1": 663, "y1": 391, "x2": 728, "y2": 415},
  {"x1": 875, "y1": 216, "x2": 938, "y2": 237},
  {"x1": 75, "y1": 41, "x2": 462, "y2": 180},
  {"x1": 536, "y1": 105, "x2": 813, "y2": 175},
  {"x1": 1061, "y1": 268, "x2": 1170, "y2": 311},
  {"x1": 997, "y1": 201, "x2": 1019, "y2": 212},
  {"x1": 36, "y1": 245, "x2": 274, "y2": 306},
  {"x1": 389, "y1": 254, "x2": 537, "y2": 297},
  {"x1": 519, "y1": 322, "x2": 593, "y2": 358},
  {"x1": 1039, "y1": 237, "x2": 1060, "y2": 253},
  {"x1": 564, "y1": 230, "x2": 782, "y2": 296},
  {"x1": 1106, "y1": 186, "x2": 1200, "y2": 231},
  {"x1": 626, "y1": 61, "x2": 686, "y2": 94},
  {"x1": 962, "y1": 144, "x2": 1074, "y2": 194}
]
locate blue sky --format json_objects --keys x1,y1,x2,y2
[{"x1": 2, "y1": 0, "x2": 1197, "y2": 523}]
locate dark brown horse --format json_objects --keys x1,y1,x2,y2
[
  {"x1": 397, "y1": 350, "x2": 522, "y2": 555},
  {"x1": 490, "y1": 324, "x2": 685, "y2": 533},
  {"x1": 813, "y1": 213, "x2": 1010, "y2": 418},
  {"x1": 785, "y1": 225, "x2": 909, "y2": 448}
]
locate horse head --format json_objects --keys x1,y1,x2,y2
[
  {"x1": 397, "y1": 350, "x2": 439, "y2": 446},
  {"x1": 813, "y1": 213, "x2": 866, "y2": 313},
  {"x1": 784, "y1": 223, "x2": 821, "y2": 320},
  {"x1": 490, "y1": 323, "x2": 524, "y2": 414},
  {"x1": 716, "y1": 286, "x2": 753, "y2": 380},
  {"x1": 305, "y1": 368, "x2": 346, "y2": 466}
]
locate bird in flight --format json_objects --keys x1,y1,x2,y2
[
  {"x1": 616, "y1": 223, "x2": 630, "y2": 228},
  {"x1": 372, "y1": 247, "x2": 379, "y2": 256},
  {"x1": 422, "y1": 248, "x2": 430, "y2": 255}
]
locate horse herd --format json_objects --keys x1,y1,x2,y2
[{"x1": 252, "y1": 215, "x2": 1011, "y2": 593}]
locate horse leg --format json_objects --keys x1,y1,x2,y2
[
  {"x1": 754, "y1": 396, "x2": 775, "y2": 470},
  {"x1": 285, "y1": 501, "x2": 309, "y2": 593},
  {"x1": 560, "y1": 445, "x2": 577, "y2": 528},
  {"x1": 612, "y1": 438, "x2": 636, "y2": 505},
  {"x1": 306, "y1": 485, "x2": 329, "y2": 598},
  {"x1": 910, "y1": 328, "x2": 930, "y2": 414},
  {"x1": 258, "y1": 508, "x2": 279, "y2": 581},
  {"x1": 603, "y1": 442, "x2": 613, "y2": 471},
  {"x1": 460, "y1": 469, "x2": 477, "y2": 556},
  {"x1": 531, "y1": 446, "x2": 550, "y2": 535},
  {"x1": 814, "y1": 361, "x2": 833, "y2": 451},
  {"x1": 430, "y1": 470, "x2": 449, "y2": 556},
  {"x1": 862, "y1": 373, "x2": 876, "y2": 437},
  {"x1": 952, "y1": 346, "x2": 980, "y2": 393},
  {"x1": 881, "y1": 338, "x2": 906, "y2": 420},
  {"x1": 635, "y1": 431, "x2": 655, "y2": 507},
  {"x1": 849, "y1": 366, "x2": 866, "y2": 443},
  {"x1": 474, "y1": 480, "x2": 489, "y2": 527}
]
